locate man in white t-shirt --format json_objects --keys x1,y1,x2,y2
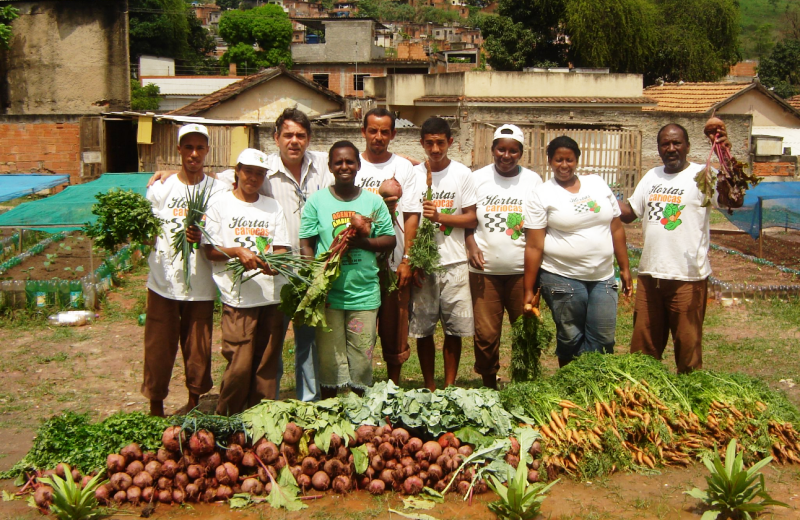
[
  {"x1": 142, "y1": 124, "x2": 223, "y2": 417},
  {"x1": 409, "y1": 116, "x2": 478, "y2": 390},
  {"x1": 619, "y1": 122, "x2": 741, "y2": 373},
  {"x1": 358, "y1": 108, "x2": 422, "y2": 384}
]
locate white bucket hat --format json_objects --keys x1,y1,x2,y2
[{"x1": 237, "y1": 148, "x2": 268, "y2": 168}]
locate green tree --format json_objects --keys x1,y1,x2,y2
[
  {"x1": 480, "y1": 0, "x2": 739, "y2": 84},
  {"x1": 0, "y1": 5, "x2": 19, "y2": 50},
  {"x1": 218, "y1": 5, "x2": 292, "y2": 71},
  {"x1": 130, "y1": 80, "x2": 162, "y2": 111},
  {"x1": 759, "y1": 39, "x2": 800, "y2": 98},
  {"x1": 754, "y1": 23, "x2": 776, "y2": 59},
  {"x1": 565, "y1": 0, "x2": 656, "y2": 72},
  {"x1": 129, "y1": 0, "x2": 190, "y2": 61},
  {"x1": 357, "y1": 0, "x2": 415, "y2": 21},
  {"x1": 418, "y1": 6, "x2": 461, "y2": 23}
]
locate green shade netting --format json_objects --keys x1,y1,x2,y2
[
  {"x1": 0, "y1": 174, "x2": 70, "y2": 203},
  {"x1": 0, "y1": 173, "x2": 153, "y2": 232}
]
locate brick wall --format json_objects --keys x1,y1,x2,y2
[
  {"x1": 0, "y1": 121, "x2": 81, "y2": 183},
  {"x1": 397, "y1": 42, "x2": 427, "y2": 60},
  {"x1": 753, "y1": 161, "x2": 797, "y2": 177}
]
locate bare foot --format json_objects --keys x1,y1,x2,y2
[{"x1": 172, "y1": 392, "x2": 200, "y2": 416}]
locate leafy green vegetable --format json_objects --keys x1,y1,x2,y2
[
  {"x1": 510, "y1": 315, "x2": 553, "y2": 382},
  {"x1": 487, "y1": 452, "x2": 559, "y2": 520},
  {"x1": 351, "y1": 445, "x2": 369, "y2": 475},
  {"x1": 83, "y1": 189, "x2": 162, "y2": 253},
  {"x1": 408, "y1": 183, "x2": 443, "y2": 275},
  {"x1": 265, "y1": 466, "x2": 306, "y2": 511}
]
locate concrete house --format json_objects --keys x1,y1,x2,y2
[
  {"x1": 0, "y1": 0, "x2": 132, "y2": 182},
  {"x1": 290, "y1": 18, "x2": 430, "y2": 97},
  {"x1": 169, "y1": 65, "x2": 345, "y2": 122}
]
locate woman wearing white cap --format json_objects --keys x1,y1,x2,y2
[
  {"x1": 465, "y1": 124, "x2": 542, "y2": 389},
  {"x1": 201, "y1": 148, "x2": 292, "y2": 414}
]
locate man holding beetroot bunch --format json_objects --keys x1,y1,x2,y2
[{"x1": 619, "y1": 120, "x2": 742, "y2": 374}]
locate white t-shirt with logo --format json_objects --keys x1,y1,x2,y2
[
  {"x1": 628, "y1": 162, "x2": 715, "y2": 281},
  {"x1": 471, "y1": 165, "x2": 542, "y2": 275},
  {"x1": 146, "y1": 174, "x2": 224, "y2": 301},
  {"x1": 204, "y1": 191, "x2": 291, "y2": 308},
  {"x1": 356, "y1": 154, "x2": 421, "y2": 270},
  {"x1": 525, "y1": 174, "x2": 621, "y2": 281},
  {"x1": 411, "y1": 160, "x2": 477, "y2": 266}
]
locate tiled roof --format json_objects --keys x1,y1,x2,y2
[
  {"x1": 728, "y1": 61, "x2": 758, "y2": 78},
  {"x1": 642, "y1": 82, "x2": 753, "y2": 112},
  {"x1": 168, "y1": 65, "x2": 343, "y2": 116},
  {"x1": 788, "y1": 95, "x2": 800, "y2": 111},
  {"x1": 414, "y1": 95, "x2": 656, "y2": 105}
]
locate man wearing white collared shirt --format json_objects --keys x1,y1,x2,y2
[{"x1": 259, "y1": 109, "x2": 332, "y2": 402}]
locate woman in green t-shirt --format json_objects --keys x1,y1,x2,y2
[{"x1": 299, "y1": 141, "x2": 396, "y2": 398}]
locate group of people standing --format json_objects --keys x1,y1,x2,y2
[{"x1": 142, "y1": 107, "x2": 736, "y2": 416}]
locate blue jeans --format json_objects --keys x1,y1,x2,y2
[
  {"x1": 539, "y1": 270, "x2": 618, "y2": 361},
  {"x1": 275, "y1": 313, "x2": 320, "y2": 401}
]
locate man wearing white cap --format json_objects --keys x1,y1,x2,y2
[
  {"x1": 201, "y1": 148, "x2": 292, "y2": 414},
  {"x1": 142, "y1": 124, "x2": 223, "y2": 416},
  {"x1": 465, "y1": 124, "x2": 542, "y2": 388}
]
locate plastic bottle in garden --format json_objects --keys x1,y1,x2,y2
[
  {"x1": 48, "y1": 310, "x2": 95, "y2": 327},
  {"x1": 11, "y1": 280, "x2": 25, "y2": 308},
  {"x1": 69, "y1": 280, "x2": 82, "y2": 308},
  {"x1": 46, "y1": 280, "x2": 58, "y2": 306},
  {"x1": 58, "y1": 280, "x2": 70, "y2": 308},
  {"x1": 81, "y1": 277, "x2": 97, "y2": 309},
  {"x1": 35, "y1": 280, "x2": 47, "y2": 308}
]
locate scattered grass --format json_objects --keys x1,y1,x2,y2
[{"x1": 35, "y1": 352, "x2": 68, "y2": 364}]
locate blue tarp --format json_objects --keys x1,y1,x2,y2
[
  {"x1": 0, "y1": 173, "x2": 152, "y2": 231},
  {"x1": 0, "y1": 174, "x2": 70, "y2": 203},
  {"x1": 725, "y1": 182, "x2": 800, "y2": 239}
]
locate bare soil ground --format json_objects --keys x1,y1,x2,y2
[
  {"x1": 1, "y1": 233, "x2": 96, "y2": 281},
  {"x1": 0, "y1": 222, "x2": 799, "y2": 519}
]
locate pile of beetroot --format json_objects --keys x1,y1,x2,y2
[{"x1": 32, "y1": 421, "x2": 545, "y2": 510}]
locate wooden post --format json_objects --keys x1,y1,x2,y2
[{"x1": 758, "y1": 197, "x2": 764, "y2": 259}]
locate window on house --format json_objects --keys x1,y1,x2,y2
[
  {"x1": 353, "y1": 74, "x2": 369, "y2": 91},
  {"x1": 312, "y1": 74, "x2": 329, "y2": 89}
]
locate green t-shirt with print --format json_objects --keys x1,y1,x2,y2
[{"x1": 298, "y1": 187, "x2": 395, "y2": 310}]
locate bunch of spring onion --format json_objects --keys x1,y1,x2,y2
[
  {"x1": 695, "y1": 116, "x2": 762, "y2": 213},
  {"x1": 408, "y1": 162, "x2": 442, "y2": 275},
  {"x1": 224, "y1": 239, "x2": 317, "y2": 293},
  {"x1": 280, "y1": 214, "x2": 373, "y2": 330},
  {"x1": 171, "y1": 179, "x2": 218, "y2": 289}
]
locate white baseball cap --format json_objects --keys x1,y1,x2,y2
[
  {"x1": 237, "y1": 148, "x2": 268, "y2": 168},
  {"x1": 178, "y1": 123, "x2": 210, "y2": 142},
  {"x1": 493, "y1": 124, "x2": 525, "y2": 145}
]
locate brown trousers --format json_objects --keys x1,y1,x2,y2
[
  {"x1": 216, "y1": 304, "x2": 283, "y2": 415},
  {"x1": 469, "y1": 272, "x2": 525, "y2": 376},
  {"x1": 141, "y1": 289, "x2": 214, "y2": 401},
  {"x1": 630, "y1": 275, "x2": 707, "y2": 374},
  {"x1": 377, "y1": 282, "x2": 412, "y2": 366}
]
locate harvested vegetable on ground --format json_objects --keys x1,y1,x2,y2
[
  {"x1": 695, "y1": 115, "x2": 761, "y2": 213},
  {"x1": 171, "y1": 179, "x2": 219, "y2": 288},
  {"x1": 408, "y1": 161, "x2": 442, "y2": 275},
  {"x1": 510, "y1": 313, "x2": 553, "y2": 382},
  {"x1": 83, "y1": 189, "x2": 162, "y2": 253},
  {"x1": 279, "y1": 213, "x2": 373, "y2": 329}
]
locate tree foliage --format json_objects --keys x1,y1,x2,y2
[
  {"x1": 759, "y1": 39, "x2": 800, "y2": 98},
  {"x1": 129, "y1": 0, "x2": 190, "y2": 60},
  {"x1": 0, "y1": 5, "x2": 19, "y2": 50},
  {"x1": 218, "y1": 5, "x2": 292, "y2": 71},
  {"x1": 130, "y1": 80, "x2": 161, "y2": 111},
  {"x1": 481, "y1": 0, "x2": 740, "y2": 84},
  {"x1": 129, "y1": 0, "x2": 219, "y2": 74}
]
